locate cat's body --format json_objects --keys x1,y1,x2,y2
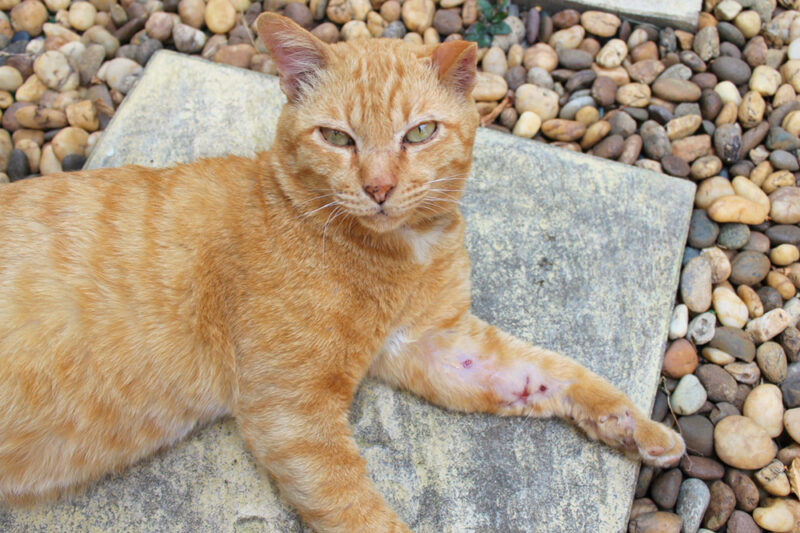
[{"x1": 0, "y1": 14, "x2": 684, "y2": 532}]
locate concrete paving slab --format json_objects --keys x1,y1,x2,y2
[
  {"x1": 525, "y1": 0, "x2": 701, "y2": 31},
  {"x1": 1, "y1": 51, "x2": 695, "y2": 532}
]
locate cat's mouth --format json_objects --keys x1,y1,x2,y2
[{"x1": 360, "y1": 209, "x2": 406, "y2": 233}]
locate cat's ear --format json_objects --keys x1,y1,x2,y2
[
  {"x1": 255, "y1": 13, "x2": 328, "y2": 102},
  {"x1": 431, "y1": 40, "x2": 478, "y2": 97}
]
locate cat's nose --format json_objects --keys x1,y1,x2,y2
[{"x1": 363, "y1": 183, "x2": 394, "y2": 204}]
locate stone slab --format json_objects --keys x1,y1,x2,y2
[
  {"x1": 1, "y1": 51, "x2": 696, "y2": 532},
  {"x1": 523, "y1": 0, "x2": 701, "y2": 31}
]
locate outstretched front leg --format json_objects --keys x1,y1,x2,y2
[{"x1": 369, "y1": 313, "x2": 684, "y2": 467}]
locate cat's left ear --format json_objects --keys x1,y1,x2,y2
[
  {"x1": 256, "y1": 13, "x2": 328, "y2": 103},
  {"x1": 431, "y1": 40, "x2": 478, "y2": 97}
]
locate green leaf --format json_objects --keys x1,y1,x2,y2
[
  {"x1": 464, "y1": 24, "x2": 483, "y2": 42},
  {"x1": 477, "y1": 0, "x2": 492, "y2": 16},
  {"x1": 477, "y1": 34, "x2": 492, "y2": 47},
  {"x1": 489, "y1": 21, "x2": 511, "y2": 35}
]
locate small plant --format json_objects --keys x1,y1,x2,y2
[{"x1": 464, "y1": 0, "x2": 512, "y2": 48}]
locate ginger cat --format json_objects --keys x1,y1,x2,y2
[{"x1": 0, "y1": 13, "x2": 684, "y2": 532}]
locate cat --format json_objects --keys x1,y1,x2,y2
[{"x1": 0, "y1": 12, "x2": 685, "y2": 532}]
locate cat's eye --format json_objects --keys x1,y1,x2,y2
[
  {"x1": 320, "y1": 128, "x2": 354, "y2": 147},
  {"x1": 404, "y1": 122, "x2": 437, "y2": 144}
]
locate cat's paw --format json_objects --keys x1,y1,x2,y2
[
  {"x1": 590, "y1": 408, "x2": 685, "y2": 467},
  {"x1": 633, "y1": 417, "x2": 685, "y2": 467}
]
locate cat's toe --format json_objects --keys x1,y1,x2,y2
[{"x1": 635, "y1": 421, "x2": 685, "y2": 467}]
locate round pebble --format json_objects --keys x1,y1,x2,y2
[
  {"x1": 714, "y1": 415, "x2": 777, "y2": 469},
  {"x1": 672, "y1": 374, "x2": 708, "y2": 415}
]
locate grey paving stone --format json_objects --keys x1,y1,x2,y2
[
  {"x1": 526, "y1": 0, "x2": 701, "y2": 32},
  {"x1": 1, "y1": 51, "x2": 695, "y2": 532}
]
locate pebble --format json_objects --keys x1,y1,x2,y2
[
  {"x1": 681, "y1": 455, "x2": 725, "y2": 480},
  {"x1": 579, "y1": 120, "x2": 609, "y2": 149},
  {"x1": 173, "y1": 22, "x2": 206, "y2": 53},
  {"x1": 650, "y1": 468, "x2": 682, "y2": 508},
  {"x1": 785, "y1": 408, "x2": 800, "y2": 443},
  {"x1": 514, "y1": 84, "x2": 558, "y2": 120},
  {"x1": 688, "y1": 312, "x2": 716, "y2": 345},
  {"x1": 770, "y1": 187, "x2": 800, "y2": 224},
  {"x1": 661, "y1": 154, "x2": 690, "y2": 177},
  {"x1": 590, "y1": 76, "x2": 616, "y2": 107},
  {"x1": 674, "y1": 135, "x2": 712, "y2": 161},
  {"x1": 628, "y1": 512, "x2": 681, "y2": 533},
  {"x1": 60, "y1": 153, "x2": 84, "y2": 171},
  {"x1": 540, "y1": 119, "x2": 585, "y2": 141},
  {"x1": 640, "y1": 120, "x2": 671, "y2": 160},
  {"x1": 694, "y1": 25, "x2": 720, "y2": 61},
  {"x1": 480, "y1": 47, "x2": 507, "y2": 77},
  {"x1": 473, "y1": 72, "x2": 507, "y2": 101},
  {"x1": 432, "y1": 9, "x2": 460, "y2": 35},
  {"x1": 756, "y1": 459, "x2": 792, "y2": 496},
  {"x1": 666, "y1": 114, "x2": 702, "y2": 140},
  {"x1": 511, "y1": 111, "x2": 540, "y2": 138},
  {"x1": 33, "y1": 50, "x2": 78, "y2": 91},
  {"x1": 753, "y1": 499, "x2": 795, "y2": 532},
  {"x1": 770, "y1": 224, "x2": 800, "y2": 245},
  {"x1": 7, "y1": 147, "x2": 28, "y2": 180},
  {"x1": 680, "y1": 255, "x2": 712, "y2": 312},
  {"x1": 548, "y1": 24, "x2": 583, "y2": 50},
  {"x1": 714, "y1": 415, "x2": 777, "y2": 469},
  {"x1": 749, "y1": 65, "x2": 781, "y2": 96},
  {"x1": 697, "y1": 363, "x2": 738, "y2": 402},
  {"x1": 713, "y1": 287, "x2": 749, "y2": 328},
  {"x1": 725, "y1": 469, "x2": 759, "y2": 512},
  {"x1": 50, "y1": 126, "x2": 88, "y2": 160},
  {"x1": 730, "y1": 250, "x2": 771, "y2": 285},
  {"x1": 669, "y1": 304, "x2": 688, "y2": 340},
  {"x1": 676, "y1": 478, "x2": 711, "y2": 533},
  {"x1": 747, "y1": 308, "x2": 792, "y2": 343},
  {"x1": 652, "y1": 78, "x2": 702, "y2": 102},
  {"x1": 710, "y1": 326, "x2": 756, "y2": 362},
  {"x1": 744, "y1": 383, "x2": 785, "y2": 437},
  {"x1": 672, "y1": 374, "x2": 708, "y2": 415},
  {"x1": 523, "y1": 43, "x2": 557, "y2": 72},
  {"x1": 580, "y1": 10, "x2": 619, "y2": 37},
  {"x1": 679, "y1": 414, "x2": 714, "y2": 457},
  {"x1": 782, "y1": 366, "x2": 800, "y2": 407},
  {"x1": 204, "y1": 0, "x2": 236, "y2": 34},
  {"x1": 663, "y1": 338, "x2": 698, "y2": 378},
  {"x1": 704, "y1": 480, "x2": 736, "y2": 530},
  {"x1": 595, "y1": 38, "x2": 627, "y2": 69},
  {"x1": 727, "y1": 510, "x2": 761, "y2": 533},
  {"x1": 708, "y1": 195, "x2": 767, "y2": 225},
  {"x1": 591, "y1": 134, "x2": 622, "y2": 159},
  {"x1": 718, "y1": 223, "x2": 750, "y2": 249}
]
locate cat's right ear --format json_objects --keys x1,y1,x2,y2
[
  {"x1": 431, "y1": 40, "x2": 478, "y2": 98},
  {"x1": 256, "y1": 13, "x2": 328, "y2": 103}
]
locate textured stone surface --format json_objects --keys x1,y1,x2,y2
[
  {"x1": 1, "y1": 51, "x2": 695, "y2": 532},
  {"x1": 518, "y1": 0, "x2": 701, "y2": 31}
]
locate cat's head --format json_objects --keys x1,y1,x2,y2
[{"x1": 256, "y1": 14, "x2": 479, "y2": 234}]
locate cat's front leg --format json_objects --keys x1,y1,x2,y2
[
  {"x1": 236, "y1": 384, "x2": 412, "y2": 533},
  {"x1": 369, "y1": 313, "x2": 684, "y2": 467}
]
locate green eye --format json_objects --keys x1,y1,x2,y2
[
  {"x1": 320, "y1": 128, "x2": 354, "y2": 147},
  {"x1": 404, "y1": 122, "x2": 437, "y2": 143}
]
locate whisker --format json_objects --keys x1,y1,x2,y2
[{"x1": 302, "y1": 200, "x2": 341, "y2": 219}]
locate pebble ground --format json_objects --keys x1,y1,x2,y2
[{"x1": 2, "y1": 0, "x2": 800, "y2": 531}]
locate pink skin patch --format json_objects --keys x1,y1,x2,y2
[{"x1": 442, "y1": 350, "x2": 562, "y2": 408}]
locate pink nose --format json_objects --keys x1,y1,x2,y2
[{"x1": 363, "y1": 183, "x2": 394, "y2": 204}]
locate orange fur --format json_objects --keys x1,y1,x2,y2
[{"x1": 0, "y1": 14, "x2": 684, "y2": 532}]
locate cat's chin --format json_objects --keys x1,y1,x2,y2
[{"x1": 358, "y1": 213, "x2": 407, "y2": 234}]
